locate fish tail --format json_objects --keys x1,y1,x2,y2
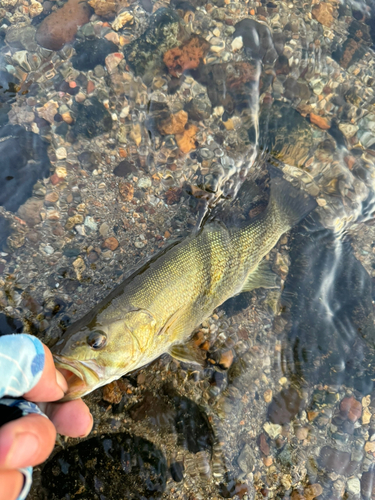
[{"x1": 268, "y1": 165, "x2": 317, "y2": 229}]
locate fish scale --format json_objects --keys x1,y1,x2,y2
[{"x1": 53, "y1": 173, "x2": 316, "y2": 400}]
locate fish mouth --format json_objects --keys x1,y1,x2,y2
[{"x1": 53, "y1": 355, "x2": 103, "y2": 401}]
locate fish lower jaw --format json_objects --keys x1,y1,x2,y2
[{"x1": 54, "y1": 357, "x2": 100, "y2": 401}]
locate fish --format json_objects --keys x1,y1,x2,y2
[{"x1": 53, "y1": 169, "x2": 316, "y2": 400}]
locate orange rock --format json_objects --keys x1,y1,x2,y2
[
  {"x1": 263, "y1": 456, "x2": 273, "y2": 467},
  {"x1": 159, "y1": 110, "x2": 188, "y2": 135},
  {"x1": 312, "y1": 2, "x2": 335, "y2": 27},
  {"x1": 176, "y1": 124, "x2": 198, "y2": 153},
  {"x1": 340, "y1": 395, "x2": 362, "y2": 422},
  {"x1": 50, "y1": 173, "x2": 61, "y2": 185},
  {"x1": 164, "y1": 230, "x2": 171, "y2": 238},
  {"x1": 163, "y1": 35, "x2": 210, "y2": 77},
  {"x1": 36, "y1": 0, "x2": 91, "y2": 51},
  {"x1": 87, "y1": 81, "x2": 95, "y2": 94},
  {"x1": 344, "y1": 155, "x2": 356, "y2": 170},
  {"x1": 119, "y1": 147, "x2": 127, "y2": 158},
  {"x1": 309, "y1": 113, "x2": 331, "y2": 130},
  {"x1": 304, "y1": 484, "x2": 323, "y2": 500},
  {"x1": 102, "y1": 380, "x2": 123, "y2": 404},
  {"x1": 103, "y1": 237, "x2": 119, "y2": 251},
  {"x1": 119, "y1": 181, "x2": 134, "y2": 201},
  {"x1": 219, "y1": 349, "x2": 234, "y2": 369}
]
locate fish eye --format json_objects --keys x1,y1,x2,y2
[{"x1": 87, "y1": 331, "x2": 107, "y2": 350}]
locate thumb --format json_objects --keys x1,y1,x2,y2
[{"x1": 24, "y1": 345, "x2": 67, "y2": 402}]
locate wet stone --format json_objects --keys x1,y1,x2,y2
[
  {"x1": 124, "y1": 8, "x2": 187, "y2": 78},
  {"x1": 174, "y1": 396, "x2": 214, "y2": 454},
  {"x1": 0, "y1": 125, "x2": 50, "y2": 212},
  {"x1": 340, "y1": 396, "x2": 362, "y2": 422},
  {"x1": 113, "y1": 160, "x2": 138, "y2": 177},
  {"x1": 71, "y1": 38, "x2": 119, "y2": 72},
  {"x1": 237, "y1": 443, "x2": 255, "y2": 473},
  {"x1": 267, "y1": 387, "x2": 303, "y2": 425},
  {"x1": 41, "y1": 432, "x2": 167, "y2": 499},
  {"x1": 5, "y1": 25, "x2": 37, "y2": 50},
  {"x1": 0, "y1": 314, "x2": 23, "y2": 335},
  {"x1": 36, "y1": 0, "x2": 91, "y2": 51},
  {"x1": 0, "y1": 216, "x2": 11, "y2": 251},
  {"x1": 233, "y1": 18, "x2": 277, "y2": 64},
  {"x1": 129, "y1": 391, "x2": 175, "y2": 429},
  {"x1": 170, "y1": 461, "x2": 184, "y2": 482},
  {"x1": 319, "y1": 446, "x2": 358, "y2": 475},
  {"x1": 72, "y1": 97, "x2": 113, "y2": 139}
]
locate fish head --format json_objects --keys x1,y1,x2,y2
[{"x1": 52, "y1": 310, "x2": 158, "y2": 400}]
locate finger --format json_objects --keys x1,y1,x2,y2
[
  {"x1": 0, "y1": 414, "x2": 56, "y2": 469},
  {"x1": 0, "y1": 470, "x2": 24, "y2": 500},
  {"x1": 42, "y1": 399, "x2": 93, "y2": 438},
  {"x1": 24, "y1": 345, "x2": 67, "y2": 402}
]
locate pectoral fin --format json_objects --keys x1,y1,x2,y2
[
  {"x1": 169, "y1": 342, "x2": 207, "y2": 367},
  {"x1": 240, "y1": 260, "x2": 278, "y2": 293}
]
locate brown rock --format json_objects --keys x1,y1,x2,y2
[
  {"x1": 295, "y1": 426, "x2": 309, "y2": 441},
  {"x1": 17, "y1": 198, "x2": 43, "y2": 227},
  {"x1": 159, "y1": 110, "x2": 188, "y2": 135},
  {"x1": 163, "y1": 35, "x2": 210, "y2": 77},
  {"x1": 36, "y1": 0, "x2": 91, "y2": 51},
  {"x1": 176, "y1": 124, "x2": 198, "y2": 154},
  {"x1": 102, "y1": 380, "x2": 123, "y2": 404},
  {"x1": 219, "y1": 349, "x2": 234, "y2": 369},
  {"x1": 87, "y1": 80, "x2": 95, "y2": 94},
  {"x1": 103, "y1": 237, "x2": 119, "y2": 251},
  {"x1": 340, "y1": 396, "x2": 362, "y2": 422},
  {"x1": 164, "y1": 187, "x2": 183, "y2": 205},
  {"x1": 88, "y1": 0, "x2": 117, "y2": 16},
  {"x1": 312, "y1": 3, "x2": 335, "y2": 27},
  {"x1": 263, "y1": 456, "x2": 272, "y2": 467},
  {"x1": 119, "y1": 181, "x2": 134, "y2": 201},
  {"x1": 45, "y1": 192, "x2": 59, "y2": 204},
  {"x1": 309, "y1": 113, "x2": 331, "y2": 130},
  {"x1": 304, "y1": 484, "x2": 323, "y2": 500},
  {"x1": 259, "y1": 433, "x2": 270, "y2": 456},
  {"x1": 267, "y1": 387, "x2": 303, "y2": 425}
]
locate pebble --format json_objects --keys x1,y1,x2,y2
[
  {"x1": 263, "y1": 422, "x2": 282, "y2": 439},
  {"x1": 219, "y1": 349, "x2": 234, "y2": 369},
  {"x1": 84, "y1": 216, "x2": 98, "y2": 231},
  {"x1": 237, "y1": 443, "x2": 255, "y2": 473},
  {"x1": 105, "y1": 53, "x2": 124, "y2": 74},
  {"x1": 99, "y1": 222, "x2": 110, "y2": 237},
  {"x1": 340, "y1": 396, "x2": 362, "y2": 423},
  {"x1": 102, "y1": 381, "x2": 123, "y2": 404},
  {"x1": 103, "y1": 237, "x2": 119, "y2": 251},
  {"x1": 304, "y1": 483, "x2": 323, "y2": 499},
  {"x1": 55, "y1": 147, "x2": 67, "y2": 160},
  {"x1": 231, "y1": 36, "x2": 243, "y2": 52},
  {"x1": 263, "y1": 389, "x2": 273, "y2": 403},
  {"x1": 112, "y1": 11, "x2": 134, "y2": 31},
  {"x1": 119, "y1": 182, "x2": 134, "y2": 201},
  {"x1": 346, "y1": 477, "x2": 361, "y2": 496},
  {"x1": 45, "y1": 192, "x2": 59, "y2": 204}
]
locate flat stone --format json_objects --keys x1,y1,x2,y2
[{"x1": 237, "y1": 443, "x2": 255, "y2": 473}]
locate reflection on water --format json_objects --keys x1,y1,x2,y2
[{"x1": 1, "y1": 0, "x2": 375, "y2": 498}]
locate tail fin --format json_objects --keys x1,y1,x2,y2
[{"x1": 268, "y1": 164, "x2": 317, "y2": 228}]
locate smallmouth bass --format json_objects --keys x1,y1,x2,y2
[{"x1": 53, "y1": 172, "x2": 316, "y2": 400}]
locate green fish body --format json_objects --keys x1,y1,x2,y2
[{"x1": 53, "y1": 173, "x2": 316, "y2": 400}]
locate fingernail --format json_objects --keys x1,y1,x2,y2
[
  {"x1": 5, "y1": 433, "x2": 39, "y2": 468},
  {"x1": 56, "y1": 370, "x2": 68, "y2": 394},
  {"x1": 80, "y1": 413, "x2": 93, "y2": 438}
]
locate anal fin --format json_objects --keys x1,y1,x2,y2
[
  {"x1": 240, "y1": 259, "x2": 278, "y2": 293},
  {"x1": 169, "y1": 342, "x2": 207, "y2": 367}
]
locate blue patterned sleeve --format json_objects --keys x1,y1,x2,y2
[{"x1": 0, "y1": 334, "x2": 48, "y2": 500}]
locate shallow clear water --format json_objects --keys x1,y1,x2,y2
[{"x1": 1, "y1": 0, "x2": 375, "y2": 498}]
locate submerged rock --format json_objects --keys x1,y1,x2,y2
[
  {"x1": 0, "y1": 125, "x2": 51, "y2": 212},
  {"x1": 0, "y1": 313, "x2": 23, "y2": 335},
  {"x1": 41, "y1": 432, "x2": 167, "y2": 499},
  {"x1": 71, "y1": 38, "x2": 119, "y2": 71},
  {"x1": 71, "y1": 97, "x2": 113, "y2": 138},
  {"x1": 124, "y1": 8, "x2": 188, "y2": 78},
  {"x1": 233, "y1": 19, "x2": 277, "y2": 64},
  {"x1": 36, "y1": 0, "x2": 91, "y2": 50}
]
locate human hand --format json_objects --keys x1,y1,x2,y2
[{"x1": 0, "y1": 343, "x2": 93, "y2": 500}]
